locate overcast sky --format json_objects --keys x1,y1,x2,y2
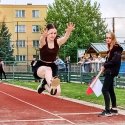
[{"x1": 0, "y1": 0, "x2": 125, "y2": 42}]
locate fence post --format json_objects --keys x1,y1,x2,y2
[
  {"x1": 12, "y1": 62, "x2": 15, "y2": 80},
  {"x1": 80, "y1": 65, "x2": 82, "y2": 84},
  {"x1": 67, "y1": 63, "x2": 70, "y2": 82}
]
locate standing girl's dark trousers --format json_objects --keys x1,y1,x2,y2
[{"x1": 102, "y1": 73, "x2": 116, "y2": 111}]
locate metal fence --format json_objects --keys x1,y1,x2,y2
[
  {"x1": 4, "y1": 61, "x2": 32, "y2": 72},
  {"x1": 3, "y1": 61, "x2": 125, "y2": 74},
  {"x1": 2, "y1": 61, "x2": 125, "y2": 87}
]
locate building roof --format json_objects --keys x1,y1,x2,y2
[{"x1": 86, "y1": 42, "x2": 125, "y2": 54}]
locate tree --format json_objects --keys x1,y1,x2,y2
[
  {"x1": 46, "y1": 0, "x2": 107, "y2": 62},
  {"x1": 0, "y1": 21, "x2": 15, "y2": 62}
]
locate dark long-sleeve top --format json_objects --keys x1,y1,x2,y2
[{"x1": 104, "y1": 44, "x2": 123, "y2": 76}]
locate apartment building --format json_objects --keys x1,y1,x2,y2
[{"x1": 0, "y1": 3, "x2": 47, "y2": 61}]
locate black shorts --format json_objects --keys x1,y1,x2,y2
[{"x1": 32, "y1": 60, "x2": 58, "y2": 79}]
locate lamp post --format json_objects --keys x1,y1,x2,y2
[{"x1": 16, "y1": 21, "x2": 19, "y2": 55}]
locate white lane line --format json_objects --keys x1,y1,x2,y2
[
  {"x1": 56, "y1": 112, "x2": 100, "y2": 115},
  {"x1": 0, "y1": 90, "x2": 75, "y2": 125},
  {"x1": 0, "y1": 118, "x2": 65, "y2": 123}
]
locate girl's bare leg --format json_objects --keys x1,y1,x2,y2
[{"x1": 37, "y1": 66, "x2": 53, "y2": 92}]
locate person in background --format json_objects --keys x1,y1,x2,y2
[
  {"x1": 54, "y1": 56, "x2": 66, "y2": 81},
  {"x1": 64, "y1": 56, "x2": 70, "y2": 82},
  {"x1": 84, "y1": 55, "x2": 91, "y2": 73},
  {"x1": 98, "y1": 32, "x2": 123, "y2": 117},
  {"x1": 91, "y1": 54, "x2": 98, "y2": 73},
  {"x1": 97, "y1": 55, "x2": 105, "y2": 71},
  {"x1": 54, "y1": 56, "x2": 66, "y2": 72},
  {"x1": 32, "y1": 22, "x2": 75, "y2": 96},
  {"x1": 31, "y1": 58, "x2": 39, "y2": 82},
  {"x1": 31, "y1": 58, "x2": 36, "y2": 72},
  {"x1": 0, "y1": 59, "x2": 6, "y2": 80},
  {"x1": 77, "y1": 55, "x2": 85, "y2": 73},
  {"x1": 65, "y1": 56, "x2": 70, "y2": 72}
]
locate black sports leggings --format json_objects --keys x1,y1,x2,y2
[{"x1": 102, "y1": 74, "x2": 116, "y2": 111}]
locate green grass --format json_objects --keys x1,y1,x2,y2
[{"x1": 4, "y1": 80, "x2": 125, "y2": 108}]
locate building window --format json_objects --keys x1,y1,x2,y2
[
  {"x1": 15, "y1": 25, "x2": 25, "y2": 32},
  {"x1": 32, "y1": 25, "x2": 40, "y2": 32},
  {"x1": 16, "y1": 10, "x2": 25, "y2": 18},
  {"x1": 32, "y1": 10, "x2": 39, "y2": 18},
  {"x1": 16, "y1": 55, "x2": 26, "y2": 61},
  {"x1": 16, "y1": 40, "x2": 25, "y2": 47},
  {"x1": 33, "y1": 40, "x2": 39, "y2": 48}
]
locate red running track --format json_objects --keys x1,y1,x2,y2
[{"x1": 0, "y1": 82, "x2": 125, "y2": 125}]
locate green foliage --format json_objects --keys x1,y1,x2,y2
[
  {"x1": 0, "y1": 21, "x2": 15, "y2": 62},
  {"x1": 46, "y1": 0, "x2": 107, "y2": 62}
]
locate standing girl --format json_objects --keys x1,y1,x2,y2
[{"x1": 99, "y1": 32, "x2": 123, "y2": 117}]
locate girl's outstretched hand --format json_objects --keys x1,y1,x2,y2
[
  {"x1": 65, "y1": 22, "x2": 75, "y2": 32},
  {"x1": 41, "y1": 28, "x2": 48, "y2": 38}
]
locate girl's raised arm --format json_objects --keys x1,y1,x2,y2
[
  {"x1": 57, "y1": 22, "x2": 75, "y2": 46},
  {"x1": 39, "y1": 28, "x2": 48, "y2": 48}
]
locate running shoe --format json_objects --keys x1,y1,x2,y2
[
  {"x1": 37, "y1": 79, "x2": 47, "y2": 94},
  {"x1": 110, "y1": 108, "x2": 118, "y2": 115},
  {"x1": 98, "y1": 110, "x2": 112, "y2": 117}
]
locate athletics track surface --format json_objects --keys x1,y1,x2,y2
[{"x1": 0, "y1": 82, "x2": 125, "y2": 125}]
